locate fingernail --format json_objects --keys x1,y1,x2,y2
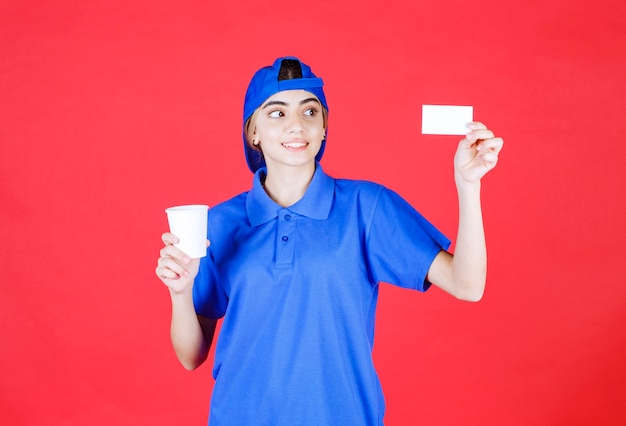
[
  {"x1": 183, "y1": 257, "x2": 190, "y2": 264},
  {"x1": 466, "y1": 131, "x2": 475, "y2": 140}
]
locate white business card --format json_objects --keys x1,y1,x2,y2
[{"x1": 421, "y1": 105, "x2": 473, "y2": 135}]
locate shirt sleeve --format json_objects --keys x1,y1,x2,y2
[
  {"x1": 365, "y1": 186, "x2": 451, "y2": 291},
  {"x1": 193, "y1": 249, "x2": 228, "y2": 319}
]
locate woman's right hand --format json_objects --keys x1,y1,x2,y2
[{"x1": 155, "y1": 233, "x2": 206, "y2": 294}]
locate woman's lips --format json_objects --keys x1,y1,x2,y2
[{"x1": 282, "y1": 141, "x2": 308, "y2": 149}]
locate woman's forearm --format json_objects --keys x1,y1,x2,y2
[
  {"x1": 169, "y1": 289, "x2": 212, "y2": 370},
  {"x1": 449, "y1": 179, "x2": 487, "y2": 301}
]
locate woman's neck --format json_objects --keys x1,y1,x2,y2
[{"x1": 263, "y1": 164, "x2": 315, "y2": 207}]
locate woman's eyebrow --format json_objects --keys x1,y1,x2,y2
[
  {"x1": 300, "y1": 98, "x2": 321, "y2": 106},
  {"x1": 262, "y1": 100, "x2": 287, "y2": 109},
  {"x1": 262, "y1": 98, "x2": 320, "y2": 109}
]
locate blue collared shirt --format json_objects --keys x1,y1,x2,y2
[{"x1": 194, "y1": 164, "x2": 450, "y2": 425}]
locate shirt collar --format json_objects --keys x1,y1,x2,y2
[{"x1": 246, "y1": 163, "x2": 334, "y2": 226}]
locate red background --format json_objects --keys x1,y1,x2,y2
[{"x1": 1, "y1": 0, "x2": 625, "y2": 424}]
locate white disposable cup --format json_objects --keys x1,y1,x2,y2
[{"x1": 165, "y1": 204, "x2": 209, "y2": 258}]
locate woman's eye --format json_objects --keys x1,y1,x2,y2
[
  {"x1": 268, "y1": 110, "x2": 283, "y2": 118},
  {"x1": 304, "y1": 107, "x2": 318, "y2": 117}
]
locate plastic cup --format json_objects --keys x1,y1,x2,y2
[{"x1": 165, "y1": 204, "x2": 209, "y2": 258}]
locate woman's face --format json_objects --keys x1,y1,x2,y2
[{"x1": 251, "y1": 90, "x2": 326, "y2": 172}]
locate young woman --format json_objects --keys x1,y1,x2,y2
[{"x1": 155, "y1": 57, "x2": 504, "y2": 425}]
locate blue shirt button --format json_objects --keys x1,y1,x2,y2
[
  {"x1": 282, "y1": 236, "x2": 289, "y2": 242},
  {"x1": 284, "y1": 214, "x2": 292, "y2": 221}
]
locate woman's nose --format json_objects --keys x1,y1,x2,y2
[{"x1": 286, "y1": 114, "x2": 304, "y2": 133}]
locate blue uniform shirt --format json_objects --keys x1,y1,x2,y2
[{"x1": 193, "y1": 164, "x2": 451, "y2": 425}]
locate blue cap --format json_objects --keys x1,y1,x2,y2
[{"x1": 243, "y1": 57, "x2": 329, "y2": 173}]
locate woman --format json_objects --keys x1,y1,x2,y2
[{"x1": 156, "y1": 57, "x2": 503, "y2": 425}]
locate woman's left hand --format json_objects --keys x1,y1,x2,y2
[{"x1": 454, "y1": 122, "x2": 504, "y2": 184}]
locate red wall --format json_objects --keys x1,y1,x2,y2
[{"x1": 1, "y1": 1, "x2": 625, "y2": 424}]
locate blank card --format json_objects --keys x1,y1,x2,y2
[{"x1": 421, "y1": 105, "x2": 473, "y2": 135}]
